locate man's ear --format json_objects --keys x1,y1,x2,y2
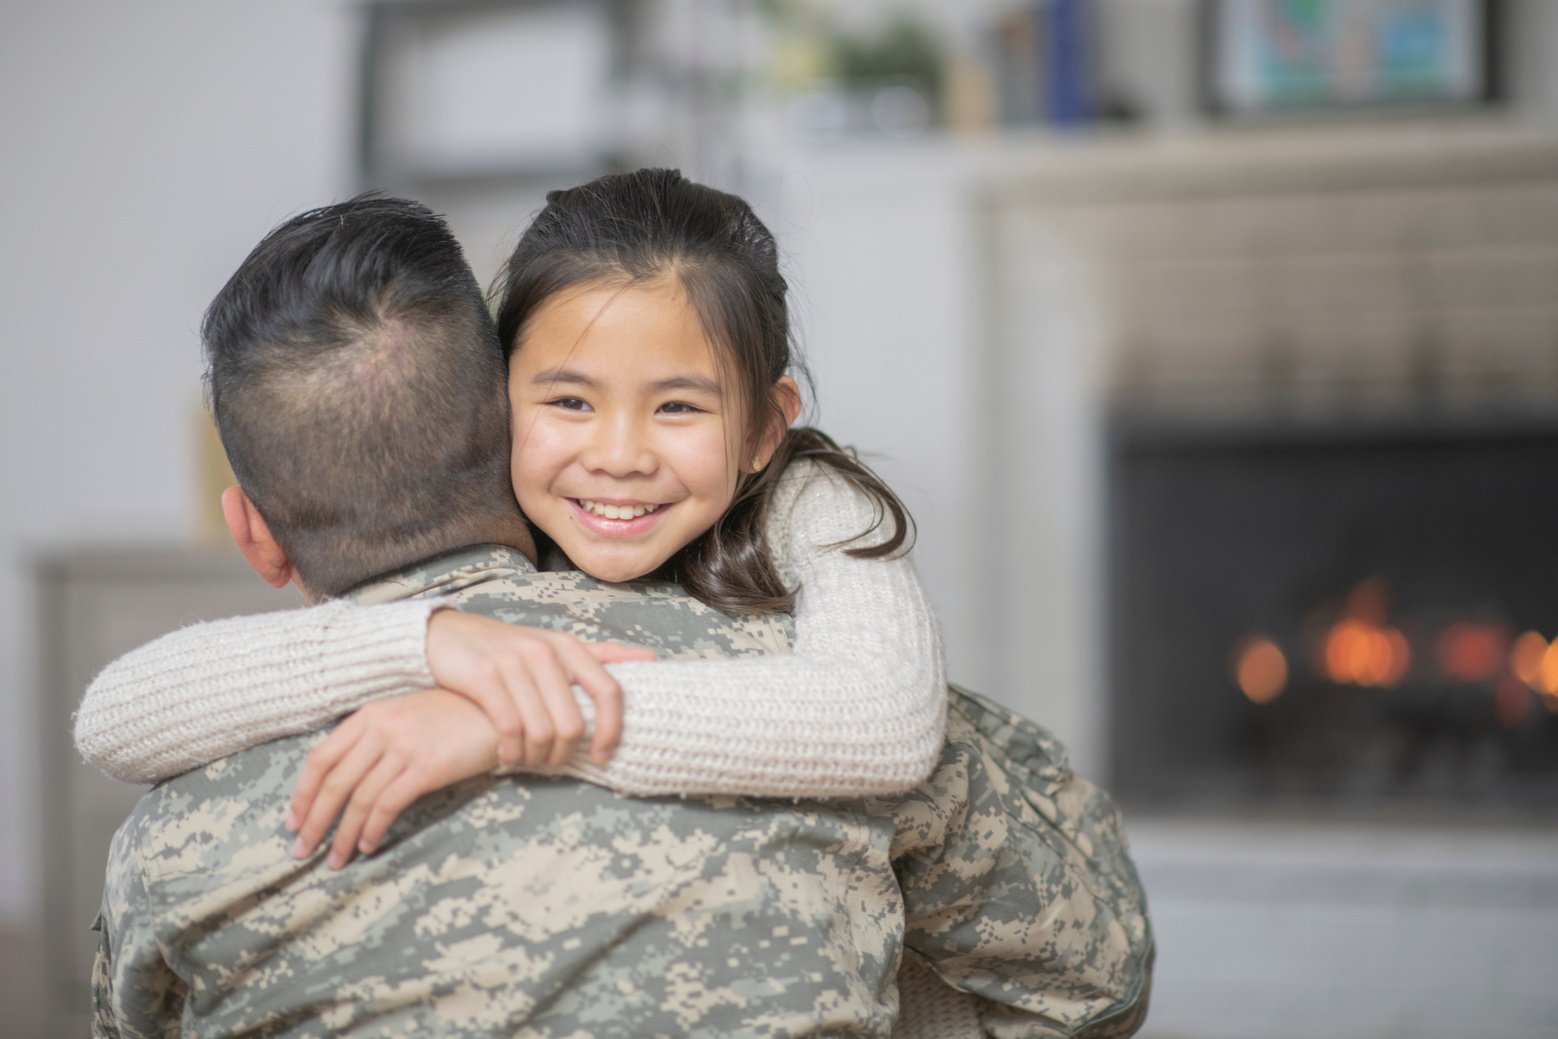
[
  {"x1": 221, "y1": 486, "x2": 296, "y2": 590},
  {"x1": 755, "y1": 375, "x2": 803, "y2": 469}
]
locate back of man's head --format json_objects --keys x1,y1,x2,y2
[{"x1": 204, "y1": 195, "x2": 520, "y2": 596}]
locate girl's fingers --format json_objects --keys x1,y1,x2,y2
[
  {"x1": 326, "y1": 754, "x2": 405, "y2": 870},
  {"x1": 527, "y1": 649, "x2": 587, "y2": 767},
  {"x1": 292, "y1": 733, "x2": 384, "y2": 858},
  {"x1": 504, "y1": 657, "x2": 554, "y2": 765},
  {"x1": 560, "y1": 641, "x2": 625, "y2": 764},
  {"x1": 583, "y1": 641, "x2": 657, "y2": 664},
  {"x1": 461, "y1": 667, "x2": 525, "y2": 768},
  {"x1": 427, "y1": 614, "x2": 525, "y2": 765},
  {"x1": 289, "y1": 716, "x2": 362, "y2": 832},
  {"x1": 358, "y1": 771, "x2": 432, "y2": 854}
]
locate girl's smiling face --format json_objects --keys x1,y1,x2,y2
[{"x1": 507, "y1": 276, "x2": 746, "y2": 583}]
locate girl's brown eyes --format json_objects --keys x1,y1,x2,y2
[{"x1": 541, "y1": 398, "x2": 706, "y2": 415}]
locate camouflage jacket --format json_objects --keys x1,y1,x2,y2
[{"x1": 93, "y1": 545, "x2": 1152, "y2": 1038}]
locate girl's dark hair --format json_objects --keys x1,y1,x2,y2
[{"x1": 493, "y1": 167, "x2": 914, "y2": 614}]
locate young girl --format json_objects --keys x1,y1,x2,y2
[{"x1": 75, "y1": 169, "x2": 950, "y2": 865}]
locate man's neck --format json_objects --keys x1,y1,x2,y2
[
  {"x1": 303, "y1": 518, "x2": 539, "y2": 604},
  {"x1": 466, "y1": 516, "x2": 539, "y2": 565}
]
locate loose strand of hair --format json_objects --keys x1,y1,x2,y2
[
  {"x1": 668, "y1": 425, "x2": 916, "y2": 616},
  {"x1": 762, "y1": 426, "x2": 915, "y2": 561}
]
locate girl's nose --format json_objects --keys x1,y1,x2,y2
[{"x1": 582, "y1": 417, "x2": 657, "y2": 477}]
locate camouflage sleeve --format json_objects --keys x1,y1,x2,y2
[
  {"x1": 877, "y1": 686, "x2": 1154, "y2": 1039},
  {"x1": 91, "y1": 913, "x2": 120, "y2": 1039},
  {"x1": 97, "y1": 827, "x2": 187, "y2": 1039}
]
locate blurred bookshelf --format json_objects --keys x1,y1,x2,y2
[
  {"x1": 353, "y1": 0, "x2": 754, "y2": 279},
  {"x1": 357, "y1": 0, "x2": 636, "y2": 191}
]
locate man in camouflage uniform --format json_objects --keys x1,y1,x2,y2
[{"x1": 92, "y1": 196, "x2": 1152, "y2": 1038}]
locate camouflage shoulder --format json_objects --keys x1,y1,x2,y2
[
  {"x1": 883, "y1": 685, "x2": 1155, "y2": 1038},
  {"x1": 456, "y1": 569, "x2": 794, "y2": 659}
]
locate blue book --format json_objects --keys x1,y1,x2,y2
[{"x1": 1044, "y1": 0, "x2": 1092, "y2": 126}]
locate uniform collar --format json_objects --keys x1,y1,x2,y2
[{"x1": 343, "y1": 544, "x2": 540, "y2": 605}]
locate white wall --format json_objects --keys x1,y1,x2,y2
[
  {"x1": 0, "y1": 0, "x2": 355, "y2": 924},
  {"x1": 756, "y1": 147, "x2": 1000, "y2": 697}
]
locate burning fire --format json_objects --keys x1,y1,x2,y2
[
  {"x1": 1231, "y1": 636, "x2": 1288, "y2": 704},
  {"x1": 1231, "y1": 579, "x2": 1558, "y2": 727},
  {"x1": 1435, "y1": 622, "x2": 1509, "y2": 683},
  {"x1": 1510, "y1": 631, "x2": 1558, "y2": 712},
  {"x1": 1542, "y1": 641, "x2": 1558, "y2": 698},
  {"x1": 1318, "y1": 579, "x2": 1409, "y2": 688},
  {"x1": 1509, "y1": 631, "x2": 1547, "y2": 687},
  {"x1": 1322, "y1": 621, "x2": 1410, "y2": 687}
]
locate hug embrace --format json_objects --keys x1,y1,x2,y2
[{"x1": 78, "y1": 169, "x2": 1153, "y2": 1038}]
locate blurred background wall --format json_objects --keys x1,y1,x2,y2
[{"x1": 4, "y1": 2, "x2": 1558, "y2": 1036}]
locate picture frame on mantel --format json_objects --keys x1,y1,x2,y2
[{"x1": 1199, "y1": 0, "x2": 1503, "y2": 118}]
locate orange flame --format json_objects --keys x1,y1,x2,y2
[
  {"x1": 1542, "y1": 641, "x2": 1558, "y2": 697},
  {"x1": 1511, "y1": 631, "x2": 1548, "y2": 688},
  {"x1": 1320, "y1": 608, "x2": 1410, "y2": 688},
  {"x1": 1435, "y1": 622, "x2": 1509, "y2": 684},
  {"x1": 1232, "y1": 637, "x2": 1288, "y2": 704}
]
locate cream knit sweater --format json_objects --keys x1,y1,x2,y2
[{"x1": 74, "y1": 461, "x2": 948, "y2": 796}]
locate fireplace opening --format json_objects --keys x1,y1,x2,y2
[{"x1": 1106, "y1": 418, "x2": 1558, "y2": 815}]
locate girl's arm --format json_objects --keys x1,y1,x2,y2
[
  {"x1": 76, "y1": 460, "x2": 946, "y2": 795},
  {"x1": 74, "y1": 601, "x2": 642, "y2": 783},
  {"x1": 576, "y1": 457, "x2": 947, "y2": 797},
  {"x1": 74, "y1": 600, "x2": 441, "y2": 783}
]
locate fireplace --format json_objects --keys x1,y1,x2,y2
[
  {"x1": 1106, "y1": 417, "x2": 1558, "y2": 814},
  {"x1": 976, "y1": 123, "x2": 1558, "y2": 1038}
]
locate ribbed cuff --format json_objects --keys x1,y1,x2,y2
[{"x1": 312, "y1": 598, "x2": 442, "y2": 696}]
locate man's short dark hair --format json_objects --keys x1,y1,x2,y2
[{"x1": 204, "y1": 194, "x2": 519, "y2": 596}]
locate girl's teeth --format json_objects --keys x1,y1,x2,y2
[{"x1": 579, "y1": 499, "x2": 660, "y2": 520}]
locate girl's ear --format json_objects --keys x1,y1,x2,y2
[{"x1": 754, "y1": 376, "x2": 802, "y2": 469}]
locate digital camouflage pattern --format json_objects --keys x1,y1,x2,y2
[
  {"x1": 94, "y1": 545, "x2": 1152, "y2": 1038},
  {"x1": 885, "y1": 685, "x2": 1154, "y2": 1038},
  {"x1": 349, "y1": 545, "x2": 796, "y2": 662}
]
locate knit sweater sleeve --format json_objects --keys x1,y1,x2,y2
[
  {"x1": 567, "y1": 458, "x2": 947, "y2": 797},
  {"x1": 75, "y1": 460, "x2": 946, "y2": 796},
  {"x1": 73, "y1": 599, "x2": 441, "y2": 783}
]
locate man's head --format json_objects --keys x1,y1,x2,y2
[{"x1": 205, "y1": 194, "x2": 528, "y2": 598}]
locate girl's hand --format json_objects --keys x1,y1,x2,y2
[
  {"x1": 285, "y1": 689, "x2": 500, "y2": 869},
  {"x1": 424, "y1": 611, "x2": 656, "y2": 767}
]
